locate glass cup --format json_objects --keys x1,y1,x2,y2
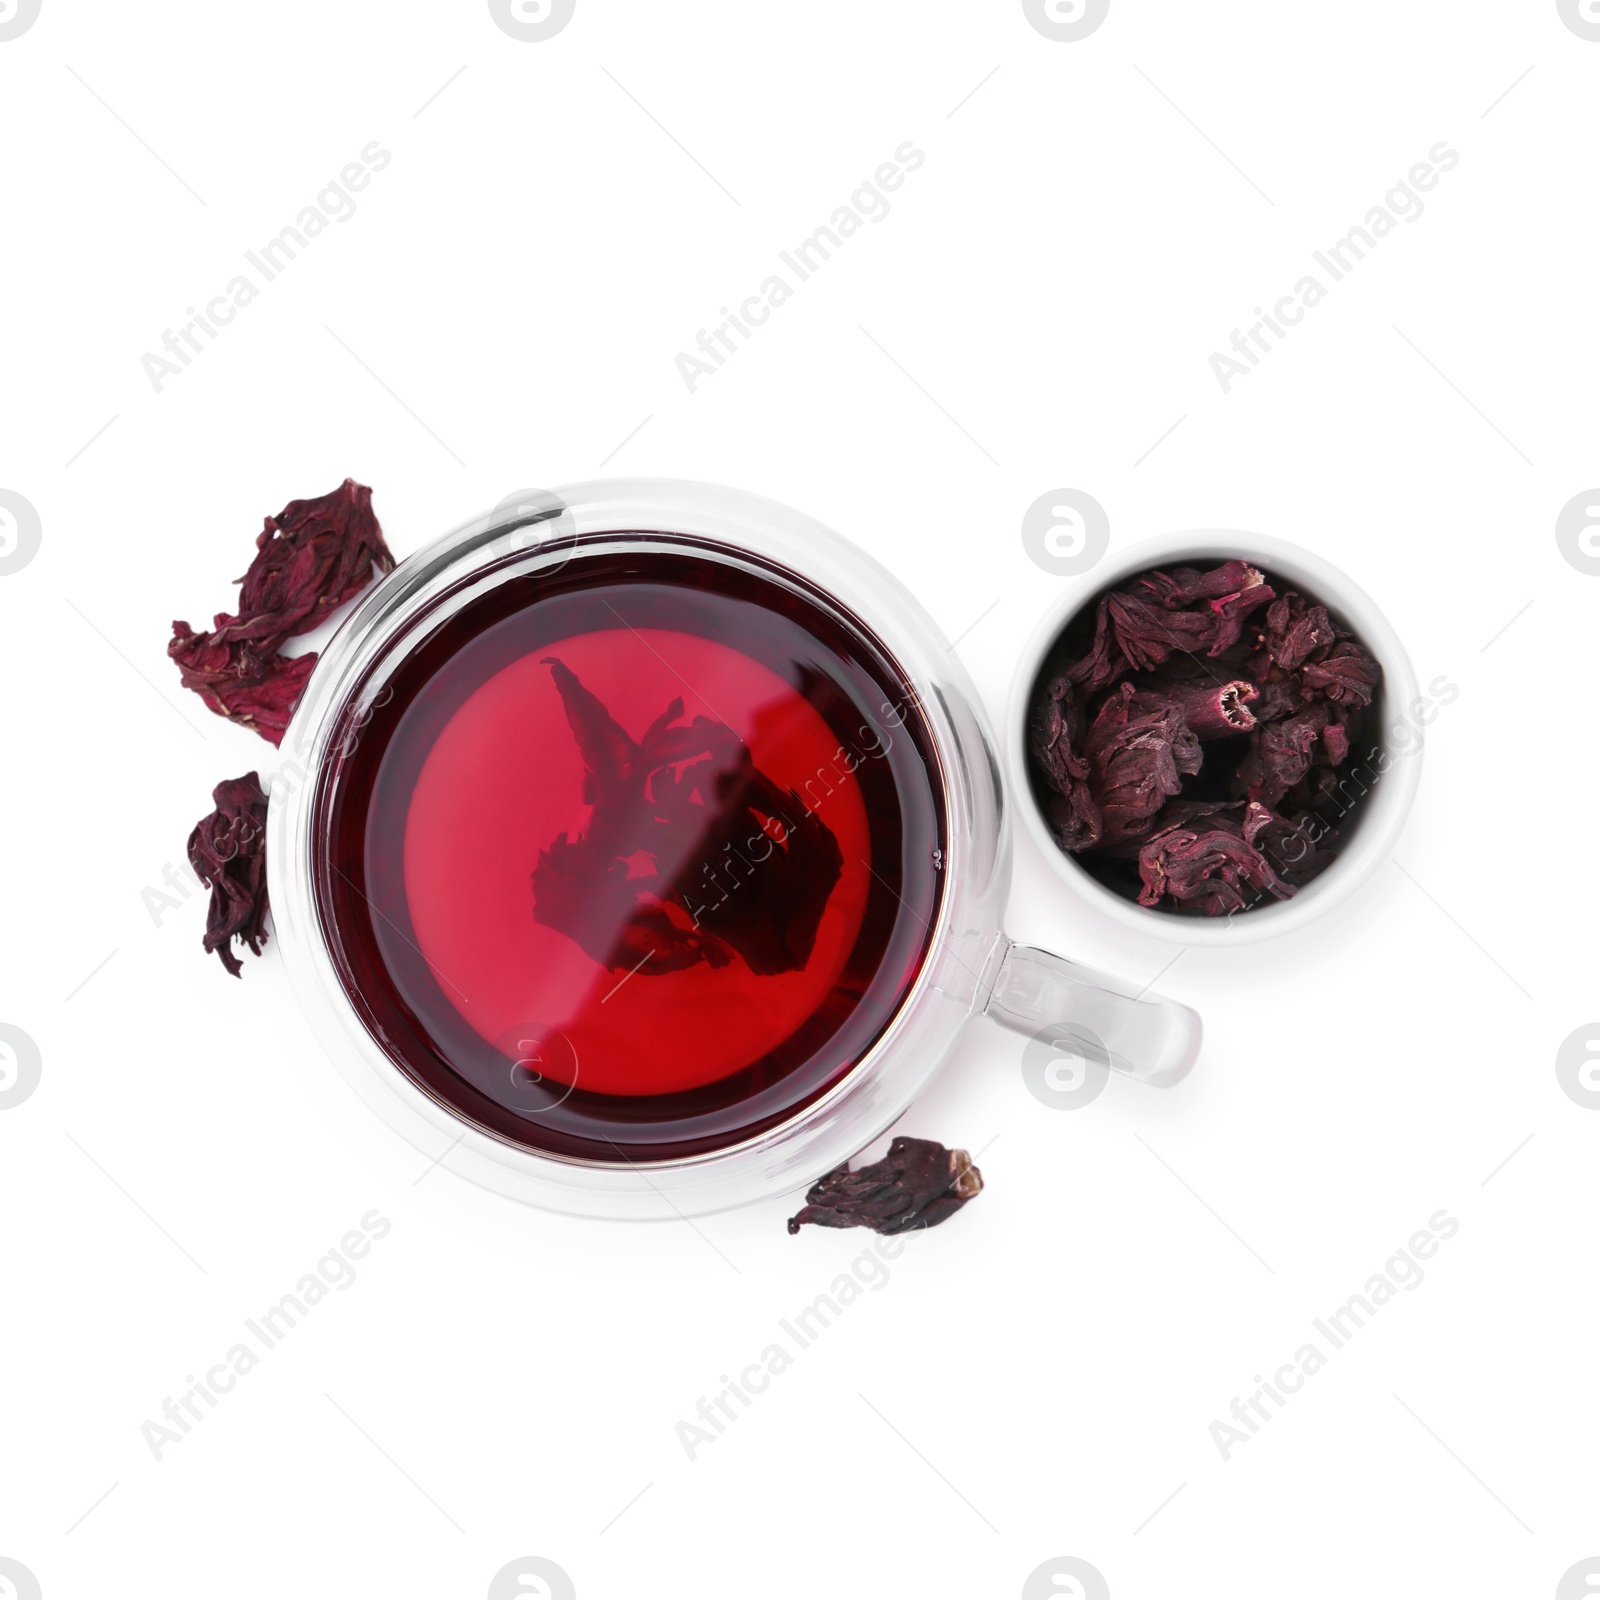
[{"x1": 269, "y1": 479, "x2": 1201, "y2": 1218}]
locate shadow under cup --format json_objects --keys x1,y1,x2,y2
[{"x1": 309, "y1": 543, "x2": 947, "y2": 1164}]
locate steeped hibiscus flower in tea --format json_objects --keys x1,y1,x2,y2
[{"x1": 1027, "y1": 561, "x2": 1382, "y2": 916}]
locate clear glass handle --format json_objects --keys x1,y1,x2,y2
[{"x1": 981, "y1": 939, "x2": 1201, "y2": 1088}]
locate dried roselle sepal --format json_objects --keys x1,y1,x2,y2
[
  {"x1": 1238, "y1": 701, "x2": 1347, "y2": 806},
  {"x1": 168, "y1": 612, "x2": 288, "y2": 689},
  {"x1": 1099, "y1": 797, "x2": 1239, "y2": 859},
  {"x1": 1060, "y1": 565, "x2": 1271, "y2": 689},
  {"x1": 1148, "y1": 560, "x2": 1271, "y2": 608},
  {"x1": 1136, "y1": 678, "x2": 1259, "y2": 740},
  {"x1": 1246, "y1": 803, "x2": 1335, "y2": 886},
  {"x1": 1247, "y1": 675, "x2": 1306, "y2": 724},
  {"x1": 787, "y1": 1137, "x2": 983, "y2": 1235},
  {"x1": 1281, "y1": 763, "x2": 1341, "y2": 815},
  {"x1": 1065, "y1": 597, "x2": 1131, "y2": 696},
  {"x1": 1028, "y1": 673, "x2": 1102, "y2": 851},
  {"x1": 1301, "y1": 639, "x2": 1381, "y2": 708},
  {"x1": 187, "y1": 772, "x2": 271, "y2": 977},
  {"x1": 169, "y1": 626, "x2": 317, "y2": 746},
  {"x1": 1084, "y1": 684, "x2": 1202, "y2": 846},
  {"x1": 1250, "y1": 592, "x2": 1336, "y2": 676},
  {"x1": 1106, "y1": 561, "x2": 1275, "y2": 671},
  {"x1": 239, "y1": 479, "x2": 395, "y2": 642},
  {"x1": 1136, "y1": 805, "x2": 1294, "y2": 916},
  {"x1": 170, "y1": 479, "x2": 394, "y2": 742}
]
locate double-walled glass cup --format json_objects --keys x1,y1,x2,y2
[{"x1": 270, "y1": 480, "x2": 1201, "y2": 1219}]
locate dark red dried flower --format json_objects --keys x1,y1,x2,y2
[
  {"x1": 1247, "y1": 805, "x2": 1336, "y2": 886},
  {"x1": 170, "y1": 479, "x2": 394, "y2": 744},
  {"x1": 1105, "y1": 797, "x2": 1234, "y2": 848},
  {"x1": 1301, "y1": 639, "x2": 1381, "y2": 708},
  {"x1": 238, "y1": 479, "x2": 394, "y2": 640},
  {"x1": 1252, "y1": 592, "x2": 1336, "y2": 676},
  {"x1": 1028, "y1": 673, "x2": 1102, "y2": 851},
  {"x1": 168, "y1": 629, "x2": 317, "y2": 747},
  {"x1": 187, "y1": 773, "x2": 271, "y2": 977},
  {"x1": 1239, "y1": 701, "x2": 1347, "y2": 806},
  {"x1": 1248, "y1": 675, "x2": 1307, "y2": 723},
  {"x1": 787, "y1": 1137, "x2": 983, "y2": 1235},
  {"x1": 1137, "y1": 801, "x2": 1294, "y2": 916},
  {"x1": 1110, "y1": 561, "x2": 1275, "y2": 672},
  {"x1": 1084, "y1": 684, "x2": 1202, "y2": 846},
  {"x1": 1065, "y1": 598, "x2": 1132, "y2": 696},
  {"x1": 1141, "y1": 678, "x2": 1260, "y2": 739}
]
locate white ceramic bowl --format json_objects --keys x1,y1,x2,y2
[{"x1": 1007, "y1": 531, "x2": 1423, "y2": 946}]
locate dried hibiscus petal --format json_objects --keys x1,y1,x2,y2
[
  {"x1": 1084, "y1": 684, "x2": 1203, "y2": 846},
  {"x1": 187, "y1": 772, "x2": 271, "y2": 977},
  {"x1": 1301, "y1": 639, "x2": 1380, "y2": 708},
  {"x1": 787, "y1": 1137, "x2": 983, "y2": 1235},
  {"x1": 170, "y1": 478, "x2": 394, "y2": 744},
  {"x1": 238, "y1": 479, "x2": 394, "y2": 641},
  {"x1": 1104, "y1": 561, "x2": 1275, "y2": 672},
  {"x1": 1137, "y1": 801, "x2": 1294, "y2": 916},
  {"x1": 1238, "y1": 701, "x2": 1347, "y2": 806},
  {"x1": 1248, "y1": 676, "x2": 1306, "y2": 723},
  {"x1": 1251, "y1": 592, "x2": 1337, "y2": 676},
  {"x1": 1028, "y1": 673, "x2": 1102, "y2": 851},
  {"x1": 1138, "y1": 678, "x2": 1259, "y2": 739},
  {"x1": 1065, "y1": 597, "x2": 1132, "y2": 696},
  {"x1": 168, "y1": 628, "x2": 317, "y2": 747},
  {"x1": 1247, "y1": 804, "x2": 1335, "y2": 886}
]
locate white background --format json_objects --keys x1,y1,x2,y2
[{"x1": 2, "y1": 2, "x2": 1597, "y2": 1596}]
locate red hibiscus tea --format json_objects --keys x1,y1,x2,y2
[{"x1": 311, "y1": 548, "x2": 946, "y2": 1161}]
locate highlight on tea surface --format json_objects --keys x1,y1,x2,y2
[{"x1": 1027, "y1": 561, "x2": 1382, "y2": 916}]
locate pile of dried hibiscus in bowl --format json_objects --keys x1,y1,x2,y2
[{"x1": 1027, "y1": 560, "x2": 1382, "y2": 917}]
